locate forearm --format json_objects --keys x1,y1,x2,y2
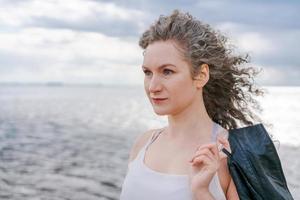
[{"x1": 193, "y1": 189, "x2": 215, "y2": 200}]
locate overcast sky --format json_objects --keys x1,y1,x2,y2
[{"x1": 0, "y1": 0, "x2": 299, "y2": 86}]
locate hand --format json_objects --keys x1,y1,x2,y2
[{"x1": 188, "y1": 136, "x2": 231, "y2": 194}]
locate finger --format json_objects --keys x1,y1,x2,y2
[
  {"x1": 210, "y1": 143, "x2": 219, "y2": 159},
  {"x1": 217, "y1": 137, "x2": 231, "y2": 159},
  {"x1": 217, "y1": 136, "x2": 231, "y2": 153},
  {"x1": 217, "y1": 136, "x2": 230, "y2": 149},
  {"x1": 192, "y1": 155, "x2": 211, "y2": 166},
  {"x1": 197, "y1": 143, "x2": 220, "y2": 161},
  {"x1": 197, "y1": 143, "x2": 219, "y2": 157},
  {"x1": 196, "y1": 143, "x2": 216, "y2": 151},
  {"x1": 190, "y1": 148, "x2": 215, "y2": 162}
]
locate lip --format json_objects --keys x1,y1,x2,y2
[{"x1": 151, "y1": 98, "x2": 168, "y2": 104}]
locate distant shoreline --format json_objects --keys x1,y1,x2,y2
[
  {"x1": 0, "y1": 82, "x2": 144, "y2": 88},
  {"x1": 0, "y1": 82, "x2": 299, "y2": 88}
]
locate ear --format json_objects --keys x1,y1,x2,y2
[{"x1": 193, "y1": 64, "x2": 210, "y2": 89}]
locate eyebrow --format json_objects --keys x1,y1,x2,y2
[{"x1": 142, "y1": 64, "x2": 177, "y2": 70}]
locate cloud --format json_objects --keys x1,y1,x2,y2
[
  {"x1": 0, "y1": 0, "x2": 146, "y2": 36},
  {"x1": 215, "y1": 22, "x2": 300, "y2": 75},
  {"x1": 194, "y1": 0, "x2": 300, "y2": 29},
  {"x1": 256, "y1": 65, "x2": 300, "y2": 86},
  {"x1": 0, "y1": 27, "x2": 143, "y2": 84},
  {"x1": 0, "y1": 0, "x2": 299, "y2": 85},
  {"x1": 236, "y1": 32, "x2": 276, "y2": 55},
  {"x1": 0, "y1": 0, "x2": 145, "y2": 24}
]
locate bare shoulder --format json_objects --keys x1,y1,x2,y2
[{"x1": 128, "y1": 129, "x2": 157, "y2": 163}]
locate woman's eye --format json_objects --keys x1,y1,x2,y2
[
  {"x1": 143, "y1": 70, "x2": 152, "y2": 76},
  {"x1": 163, "y1": 69, "x2": 174, "y2": 75},
  {"x1": 143, "y1": 69, "x2": 173, "y2": 76}
]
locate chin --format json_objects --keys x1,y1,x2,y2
[
  {"x1": 152, "y1": 109, "x2": 167, "y2": 116},
  {"x1": 152, "y1": 107, "x2": 175, "y2": 116},
  {"x1": 153, "y1": 108, "x2": 170, "y2": 116}
]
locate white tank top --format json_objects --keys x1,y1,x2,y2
[{"x1": 120, "y1": 122, "x2": 227, "y2": 200}]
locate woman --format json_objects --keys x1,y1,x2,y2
[{"x1": 120, "y1": 10, "x2": 265, "y2": 200}]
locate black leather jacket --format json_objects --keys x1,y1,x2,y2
[{"x1": 227, "y1": 123, "x2": 294, "y2": 200}]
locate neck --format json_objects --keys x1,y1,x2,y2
[{"x1": 166, "y1": 93, "x2": 213, "y2": 140}]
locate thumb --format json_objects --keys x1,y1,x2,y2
[{"x1": 217, "y1": 136, "x2": 231, "y2": 159}]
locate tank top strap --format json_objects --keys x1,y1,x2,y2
[
  {"x1": 144, "y1": 128, "x2": 165, "y2": 151},
  {"x1": 211, "y1": 122, "x2": 219, "y2": 142},
  {"x1": 211, "y1": 122, "x2": 229, "y2": 142}
]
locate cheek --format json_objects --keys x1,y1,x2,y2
[
  {"x1": 144, "y1": 79, "x2": 150, "y2": 94},
  {"x1": 170, "y1": 80, "x2": 196, "y2": 102},
  {"x1": 175, "y1": 87, "x2": 195, "y2": 101},
  {"x1": 173, "y1": 75, "x2": 194, "y2": 92}
]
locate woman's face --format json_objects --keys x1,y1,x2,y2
[{"x1": 142, "y1": 40, "x2": 200, "y2": 116}]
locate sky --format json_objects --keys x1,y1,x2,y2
[{"x1": 0, "y1": 0, "x2": 299, "y2": 86}]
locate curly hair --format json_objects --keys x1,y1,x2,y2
[{"x1": 139, "y1": 10, "x2": 268, "y2": 130}]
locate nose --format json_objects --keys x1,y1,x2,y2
[{"x1": 148, "y1": 75, "x2": 163, "y2": 93}]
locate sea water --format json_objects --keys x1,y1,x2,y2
[{"x1": 0, "y1": 85, "x2": 299, "y2": 200}]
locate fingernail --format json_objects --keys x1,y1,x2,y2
[{"x1": 218, "y1": 144, "x2": 223, "y2": 151}]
